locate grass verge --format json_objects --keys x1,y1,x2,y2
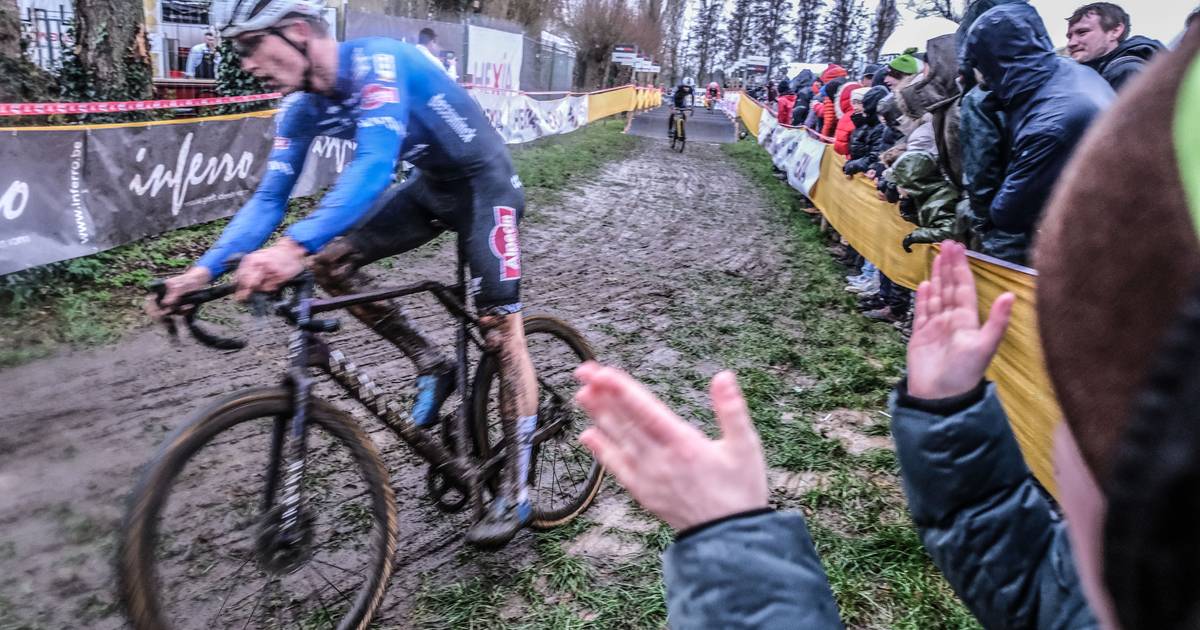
[
  {"x1": 0, "y1": 120, "x2": 637, "y2": 367},
  {"x1": 713, "y1": 137, "x2": 979, "y2": 629}
]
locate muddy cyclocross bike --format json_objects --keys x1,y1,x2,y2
[
  {"x1": 118, "y1": 239, "x2": 605, "y2": 630},
  {"x1": 669, "y1": 106, "x2": 691, "y2": 153}
]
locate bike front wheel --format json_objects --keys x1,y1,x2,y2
[
  {"x1": 118, "y1": 387, "x2": 398, "y2": 630},
  {"x1": 471, "y1": 316, "x2": 604, "y2": 529}
]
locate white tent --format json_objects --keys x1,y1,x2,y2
[
  {"x1": 880, "y1": 16, "x2": 959, "y2": 56},
  {"x1": 784, "y1": 62, "x2": 828, "y2": 79}
]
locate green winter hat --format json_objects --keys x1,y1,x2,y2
[{"x1": 889, "y1": 47, "x2": 921, "y2": 75}]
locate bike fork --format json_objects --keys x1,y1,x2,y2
[{"x1": 274, "y1": 285, "x2": 318, "y2": 548}]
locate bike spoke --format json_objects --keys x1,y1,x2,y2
[
  {"x1": 211, "y1": 555, "x2": 256, "y2": 623},
  {"x1": 309, "y1": 556, "x2": 368, "y2": 581},
  {"x1": 309, "y1": 561, "x2": 354, "y2": 608},
  {"x1": 240, "y1": 579, "x2": 274, "y2": 630},
  {"x1": 304, "y1": 570, "x2": 341, "y2": 630}
]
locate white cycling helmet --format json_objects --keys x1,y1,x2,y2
[
  {"x1": 211, "y1": 0, "x2": 324, "y2": 38},
  {"x1": 683, "y1": 77, "x2": 695, "y2": 87}
]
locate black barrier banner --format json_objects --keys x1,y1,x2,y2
[
  {"x1": 85, "y1": 116, "x2": 272, "y2": 243},
  {"x1": 0, "y1": 114, "x2": 354, "y2": 275},
  {"x1": 0, "y1": 130, "x2": 98, "y2": 274}
]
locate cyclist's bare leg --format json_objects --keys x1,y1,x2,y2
[
  {"x1": 464, "y1": 309, "x2": 538, "y2": 547},
  {"x1": 481, "y1": 311, "x2": 538, "y2": 504},
  {"x1": 311, "y1": 238, "x2": 452, "y2": 375}
]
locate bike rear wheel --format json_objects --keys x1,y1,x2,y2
[
  {"x1": 471, "y1": 316, "x2": 604, "y2": 529},
  {"x1": 118, "y1": 387, "x2": 398, "y2": 630}
]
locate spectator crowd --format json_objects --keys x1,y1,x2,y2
[
  {"x1": 769, "y1": 1, "x2": 1170, "y2": 337},
  {"x1": 575, "y1": 2, "x2": 1200, "y2": 629}
]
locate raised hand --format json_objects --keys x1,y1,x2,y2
[
  {"x1": 574, "y1": 363, "x2": 768, "y2": 532},
  {"x1": 907, "y1": 241, "x2": 1015, "y2": 400}
]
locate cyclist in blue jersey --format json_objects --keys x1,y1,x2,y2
[{"x1": 148, "y1": 0, "x2": 538, "y2": 548}]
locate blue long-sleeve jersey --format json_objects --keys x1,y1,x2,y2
[{"x1": 196, "y1": 37, "x2": 506, "y2": 277}]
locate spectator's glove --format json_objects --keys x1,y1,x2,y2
[
  {"x1": 902, "y1": 235, "x2": 916, "y2": 253},
  {"x1": 884, "y1": 183, "x2": 901, "y2": 205},
  {"x1": 899, "y1": 197, "x2": 918, "y2": 223}
]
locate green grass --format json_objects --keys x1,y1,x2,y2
[
  {"x1": 413, "y1": 517, "x2": 671, "y2": 629},
  {"x1": 0, "y1": 120, "x2": 637, "y2": 367},
  {"x1": 715, "y1": 137, "x2": 979, "y2": 629}
]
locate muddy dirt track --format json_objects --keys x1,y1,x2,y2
[{"x1": 0, "y1": 134, "x2": 789, "y2": 628}]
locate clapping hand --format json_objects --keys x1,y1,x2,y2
[
  {"x1": 574, "y1": 363, "x2": 768, "y2": 532},
  {"x1": 907, "y1": 241, "x2": 1015, "y2": 399}
]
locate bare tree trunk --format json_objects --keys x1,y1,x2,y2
[
  {"x1": 817, "y1": 0, "x2": 869, "y2": 67},
  {"x1": 0, "y1": 0, "x2": 55, "y2": 101},
  {"x1": 661, "y1": 0, "x2": 685, "y2": 84},
  {"x1": 61, "y1": 0, "x2": 153, "y2": 105},
  {"x1": 794, "y1": 0, "x2": 821, "y2": 62},
  {"x1": 865, "y1": 0, "x2": 899, "y2": 62},
  {"x1": 751, "y1": 0, "x2": 792, "y2": 80},
  {"x1": 690, "y1": 0, "x2": 721, "y2": 84},
  {"x1": 905, "y1": 0, "x2": 964, "y2": 22}
]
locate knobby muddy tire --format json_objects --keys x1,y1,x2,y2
[
  {"x1": 470, "y1": 316, "x2": 604, "y2": 530},
  {"x1": 117, "y1": 387, "x2": 398, "y2": 630}
]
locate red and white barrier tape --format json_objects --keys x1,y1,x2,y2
[{"x1": 0, "y1": 92, "x2": 281, "y2": 116}]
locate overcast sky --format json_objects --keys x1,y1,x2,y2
[{"x1": 686, "y1": 1, "x2": 1196, "y2": 60}]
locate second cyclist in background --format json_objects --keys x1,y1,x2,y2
[{"x1": 705, "y1": 81, "x2": 721, "y2": 111}]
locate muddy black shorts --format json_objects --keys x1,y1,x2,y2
[{"x1": 344, "y1": 161, "x2": 526, "y2": 314}]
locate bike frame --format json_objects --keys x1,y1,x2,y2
[
  {"x1": 157, "y1": 239, "x2": 577, "y2": 549},
  {"x1": 258, "y1": 240, "x2": 529, "y2": 541}
]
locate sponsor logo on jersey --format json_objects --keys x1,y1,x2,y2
[
  {"x1": 488, "y1": 206, "x2": 521, "y2": 281},
  {"x1": 352, "y1": 47, "x2": 370, "y2": 80},
  {"x1": 510, "y1": 174, "x2": 523, "y2": 189},
  {"x1": 268, "y1": 160, "x2": 295, "y2": 175},
  {"x1": 273, "y1": 137, "x2": 290, "y2": 150},
  {"x1": 360, "y1": 84, "x2": 399, "y2": 110},
  {"x1": 373, "y1": 53, "x2": 397, "y2": 82},
  {"x1": 401, "y1": 143, "x2": 429, "y2": 160},
  {"x1": 428, "y1": 93, "x2": 477, "y2": 143},
  {"x1": 358, "y1": 116, "x2": 405, "y2": 135}
]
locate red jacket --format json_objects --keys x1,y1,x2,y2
[
  {"x1": 834, "y1": 113, "x2": 855, "y2": 157},
  {"x1": 776, "y1": 94, "x2": 796, "y2": 125},
  {"x1": 824, "y1": 81, "x2": 861, "y2": 140}
]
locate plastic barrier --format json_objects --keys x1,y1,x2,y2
[
  {"x1": 735, "y1": 92, "x2": 1062, "y2": 493},
  {"x1": 0, "y1": 92, "x2": 281, "y2": 116},
  {"x1": 587, "y1": 85, "x2": 637, "y2": 123}
]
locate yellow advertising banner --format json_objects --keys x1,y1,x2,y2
[
  {"x1": 738, "y1": 93, "x2": 764, "y2": 138},
  {"x1": 809, "y1": 149, "x2": 930, "y2": 290},
  {"x1": 738, "y1": 95, "x2": 1062, "y2": 492},
  {"x1": 587, "y1": 86, "x2": 637, "y2": 123}
]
